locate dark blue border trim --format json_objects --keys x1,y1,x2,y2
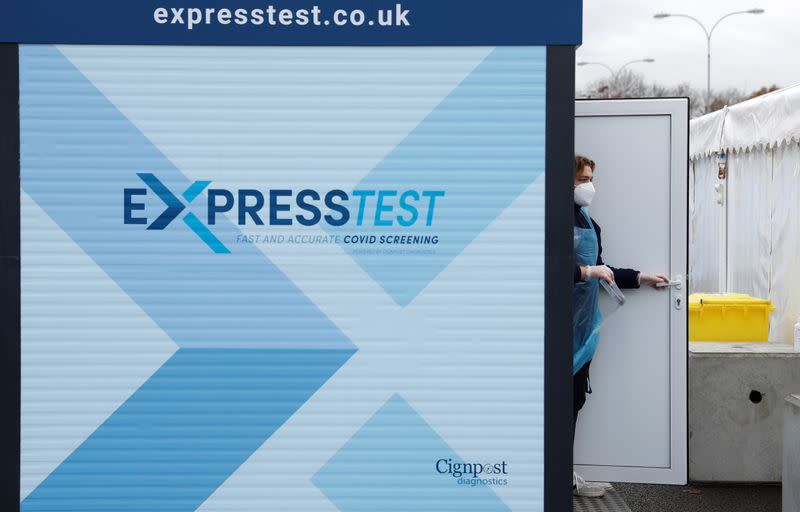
[
  {"x1": 0, "y1": 43, "x2": 21, "y2": 508},
  {"x1": 545, "y1": 45, "x2": 576, "y2": 512},
  {"x1": 2, "y1": 0, "x2": 581, "y2": 45}
]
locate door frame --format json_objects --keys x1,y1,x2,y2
[{"x1": 573, "y1": 98, "x2": 689, "y2": 485}]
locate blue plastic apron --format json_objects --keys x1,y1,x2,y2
[{"x1": 573, "y1": 208, "x2": 603, "y2": 375}]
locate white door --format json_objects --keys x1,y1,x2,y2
[{"x1": 573, "y1": 98, "x2": 688, "y2": 485}]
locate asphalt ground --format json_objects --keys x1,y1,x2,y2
[{"x1": 613, "y1": 483, "x2": 781, "y2": 512}]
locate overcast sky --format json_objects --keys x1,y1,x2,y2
[{"x1": 577, "y1": 0, "x2": 798, "y2": 94}]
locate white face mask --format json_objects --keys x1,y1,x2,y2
[{"x1": 574, "y1": 182, "x2": 596, "y2": 207}]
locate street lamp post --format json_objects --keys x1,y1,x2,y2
[
  {"x1": 577, "y1": 59, "x2": 655, "y2": 97},
  {"x1": 577, "y1": 58, "x2": 655, "y2": 80},
  {"x1": 617, "y1": 58, "x2": 657, "y2": 76},
  {"x1": 577, "y1": 61, "x2": 615, "y2": 79},
  {"x1": 654, "y1": 9, "x2": 764, "y2": 111}
]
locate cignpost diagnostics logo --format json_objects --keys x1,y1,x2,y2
[
  {"x1": 124, "y1": 173, "x2": 445, "y2": 253},
  {"x1": 436, "y1": 458, "x2": 510, "y2": 488}
]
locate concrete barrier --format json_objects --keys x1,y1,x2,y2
[
  {"x1": 689, "y1": 343, "x2": 800, "y2": 482},
  {"x1": 785, "y1": 395, "x2": 800, "y2": 512}
]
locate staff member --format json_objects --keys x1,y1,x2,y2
[{"x1": 571, "y1": 155, "x2": 668, "y2": 498}]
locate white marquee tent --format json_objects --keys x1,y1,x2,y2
[{"x1": 690, "y1": 84, "x2": 800, "y2": 342}]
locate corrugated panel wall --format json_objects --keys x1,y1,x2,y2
[{"x1": 20, "y1": 44, "x2": 547, "y2": 512}]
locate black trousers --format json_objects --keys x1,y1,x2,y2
[{"x1": 573, "y1": 360, "x2": 592, "y2": 443}]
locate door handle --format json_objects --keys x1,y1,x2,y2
[{"x1": 656, "y1": 276, "x2": 683, "y2": 290}]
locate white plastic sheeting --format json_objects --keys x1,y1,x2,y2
[
  {"x1": 690, "y1": 84, "x2": 800, "y2": 342},
  {"x1": 690, "y1": 108, "x2": 726, "y2": 159},
  {"x1": 769, "y1": 143, "x2": 800, "y2": 342},
  {"x1": 689, "y1": 157, "x2": 721, "y2": 294},
  {"x1": 691, "y1": 84, "x2": 800, "y2": 158},
  {"x1": 726, "y1": 149, "x2": 772, "y2": 300}
]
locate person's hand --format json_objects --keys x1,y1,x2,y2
[
  {"x1": 584, "y1": 265, "x2": 615, "y2": 283},
  {"x1": 639, "y1": 272, "x2": 669, "y2": 288}
]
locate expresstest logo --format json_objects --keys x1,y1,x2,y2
[
  {"x1": 153, "y1": 4, "x2": 412, "y2": 30},
  {"x1": 124, "y1": 173, "x2": 445, "y2": 253},
  {"x1": 435, "y1": 458, "x2": 510, "y2": 488}
]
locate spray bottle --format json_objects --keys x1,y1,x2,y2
[{"x1": 794, "y1": 316, "x2": 800, "y2": 352}]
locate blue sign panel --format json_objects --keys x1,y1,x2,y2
[
  {"x1": 19, "y1": 44, "x2": 548, "y2": 512},
  {"x1": 2, "y1": 0, "x2": 581, "y2": 45}
]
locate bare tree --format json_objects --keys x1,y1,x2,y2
[
  {"x1": 746, "y1": 85, "x2": 780, "y2": 100},
  {"x1": 579, "y1": 71, "x2": 705, "y2": 117},
  {"x1": 577, "y1": 70, "x2": 777, "y2": 119},
  {"x1": 707, "y1": 88, "x2": 746, "y2": 114}
]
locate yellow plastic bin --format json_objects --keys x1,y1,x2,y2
[{"x1": 689, "y1": 293, "x2": 776, "y2": 342}]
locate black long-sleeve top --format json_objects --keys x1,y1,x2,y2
[{"x1": 574, "y1": 205, "x2": 640, "y2": 289}]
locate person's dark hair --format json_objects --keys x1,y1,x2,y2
[{"x1": 574, "y1": 155, "x2": 595, "y2": 176}]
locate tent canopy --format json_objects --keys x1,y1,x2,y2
[{"x1": 690, "y1": 83, "x2": 800, "y2": 159}]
